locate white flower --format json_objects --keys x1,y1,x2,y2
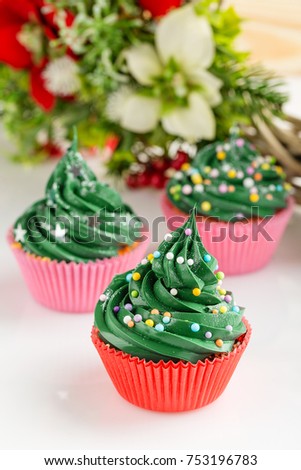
[
  {"x1": 43, "y1": 56, "x2": 80, "y2": 96},
  {"x1": 108, "y1": 5, "x2": 222, "y2": 142}
]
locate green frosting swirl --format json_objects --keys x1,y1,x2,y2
[
  {"x1": 95, "y1": 211, "x2": 246, "y2": 363},
  {"x1": 13, "y1": 136, "x2": 141, "y2": 262},
  {"x1": 166, "y1": 130, "x2": 293, "y2": 221}
]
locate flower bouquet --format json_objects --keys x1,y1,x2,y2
[{"x1": 0, "y1": 0, "x2": 300, "y2": 191}]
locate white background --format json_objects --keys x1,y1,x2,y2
[{"x1": 1, "y1": 79, "x2": 301, "y2": 451}]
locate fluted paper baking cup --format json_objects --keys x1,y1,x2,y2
[
  {"x1": 92, "y1": 318, "x2": 251, "y2": 412},
  {"x1": 8, "y1": 230, "x2": 149, "y2": 313},
  {"x1": 161, "y1": 194, "x2": 294, "y2": 275}
]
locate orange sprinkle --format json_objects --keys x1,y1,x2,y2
[
  {"x1": 228, "y1": 185, "x2": 235, "y2": 192},
  {"x1": 212, "y1": 309, "x2": 218, "y2": 315},
  {"x1": 11, "y1": 242, "x2": 22, "y2": 250},
  {"x1": 163, "y1": 311, "x2": 171, "y2": 317},
  {"x1": 216, "y1": 339, "x2": 224, "y2": 348},
  {"x1": 151, "y1": 309, "x2": 160, "y2": 315},
  {"x1": 254, "y1": 173, "x2": 262, "y2": 181},
  {"x1": 128, "y1": 321, "x2": 135, "y2": 328}
]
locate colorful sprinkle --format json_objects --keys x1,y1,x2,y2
[
  {"x1": 210, "y1": 169, "x2": 219, "y2": 178},
  {"x1": 228, "y1": 185, "x2": 235, "y2": 193},
  {"x1": 123, "y1": 315, "x2": 132, "y2": 324},
  {"x1": 254, "y1": 172, "x2": 262, "y2": 181},
  {"x1": 266, "y1": 194, "x2": 273, "y2": 201},
  {"x1": 151, "y1": 309, "x2": 160, "y2": 315},
  {"x1": 201, "y1": 201, "x2": 211, "y2": 212},
  {"x1": 166, "y1": 252, "x2": 174, "y2": 260},
  {"x1": 243, "y1": 177, "x2": 254, "y2": 188},
  {"x1": 153, "y1": 251, "x2": 161, "y2": 259},
  {"x1": 226, "y1": 325, "x2": 233, "y2": 332},
  {"x1": 250, "y1": 193, "x2": 260, "y2": 203},
  {"x1": 217, "y1": 151, "x2": 226, "y2": 160},
  {"x1": 247, "y1": 166, "x2": 255, "y2": 175},
  {"x1": 205, "y1": 331, "x2": 212, "y2": 339},
  {"x1": 155, "y1": 324, "x2": 164, "y2": 332},
  {"x1": 191, "y1": 174, "x2": 203, "y2": 185},
  {"x1": 228, "y1": 169, "x2": 237, "y2": 179},
  {"x1": 134, "y1": 314, "x2": 142, "y2": 323},
  {"x1": 204, "y1": 178, "x2": 211, "y2": 185},
  {"x1": 204, "y1": 166, "x2": 211, "y2": 174},
  {"x1": 261, "y1": 163, "x2": 270, "y2": 170},
  {"x1": 185, "y1": 228, "x2": 192, "y2": 236},
  {"x1": 132, "y1": 272, "x2": 141, "y2": 281},
  {"x1": 224, "y1": 294, "x2": 232, "y2": 303},
  {"x1": 177, "y1": 256, "x2": 184, "y2": 264},
  {"x1": 232, "y1": 306, "x2": 240, "y2": 313},
  {"x1": 163, "y1": 311, "x2": 171, "y2": 317},
  {"x1": 170, "y1": 288, "x2": 178, "y2": 296},
  {"x1": 219, "y1": 288, "x2": 226, "y2": 295},
  {"x1": 220, "y1": 306, "x2": 228, "y2": 314},
  {"x1": 99, "y1": 294, "x2": 108, "y2": 302},
  {"x1": 145, "y1": 319, "x2": 154, "y2": 327},
  {"x1": 128, "y1": 321, "x2": 135, "y2": 328},
  {"x1": 212, "y1": 309, "x2": 218, "y2": 315},
  {"x1": 162, "y1": 316, "x2": 171, "y2": 324},
  {"x1": 141, "y1": 258, "x2": 148, "y2": 265},
  {"x1": 182, "y1": 184, "x2": 193, "y2": 195},
  {"x1": 147, "y1": 253, "x2": 154, "y2": 261},
  {"x1": 113, "y1": 306, "x2": 120, "y2": 313},
  {"x1": 204, "y1": 254, "x2": 211, "y2": 262},
  {"x1": 194, "y1": 184, "x2": 204, "y2": 193},
  {"x1": 164, "y1": 233, "x2": 172, "y2": 242},
  {"x1": 219, "y1": 183, "x2": 228, "y2": 194},
  {"x1": 191, "y1": 323, "x2": 200, "y2": 332},
  {"x1": 124, "y1": 303, "x2": 133, "y2": 311},
  {"x1": 216, "y1": 339, "x2": 224, "y2": 348},
  {"x1": 181, "y1": 163, "x2": 191, "y2": 171},
  {"x1": 192, "y1": 288, "x2": 201, "y2": 296},
  {"x1": 187, "y1": 259, "x2": 194, "y2": 266},
  {"x1": 216, "y1": 271, "x2": 225, "y2": 280},
  {"x1": 131, "y1": 290, "x2": 139, "y2": 298}
]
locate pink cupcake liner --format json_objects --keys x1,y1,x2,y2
[
  {"x1": 8, "y1": 230, "x2": 149, "y2": 313},
  {"x1": 92, "y1": 318, "x2": 251, "y2": 412},
  {"x1": 161, "y1": 194, "x2": 295, "y2": 275}
]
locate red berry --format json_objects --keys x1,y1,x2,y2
[
  {"x1": 136, "y1": 171, "x2": 151, "y2": 187},
  {"x1": 150, "y1": 173, "x2": 166, "y2": 189},
  {"x1": 171, "y1": 151, "x2": 189, "y2": 170},
  {"x1": 152, "y1": 158, "x2": 169, "y2": 171},
  {"x1": 126, "y1": 174, "x2": 139, "y2": 188}
]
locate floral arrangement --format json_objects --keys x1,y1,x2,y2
[{"x1": 1, "y1": 0, "x2": 298, "y2": 189}]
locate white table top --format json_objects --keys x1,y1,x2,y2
[{"x1": 1, "y1": 80, "x2": 301, "y2": 451}]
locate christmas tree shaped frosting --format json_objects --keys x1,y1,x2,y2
[
  {"x1": 13, "y1": 133, "x2": 140, "y2": 262},
  {"x1": 167, "y1": 128, "x2": 293, "y2": 221},
  {"x1": 95, "y1": 210, "x2": 246, "y2": 363}
]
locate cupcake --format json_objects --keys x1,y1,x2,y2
[
  {"x1": 92, "y1": 210, "x2": 251, "y2": 412},
  {"x1": 162, "y1": 129, "x2": 295, "y2": 274},
  {"x1": 9, "y1": 136, "x2": 149, "y2": 312}
]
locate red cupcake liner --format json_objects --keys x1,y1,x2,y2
[
  {"x1": 8, "y1": 230, "x2": 149, "y2": 313},
  {"x1": 91, "y1": 318, "x2": 251, "y2": 412},
  {"x1": 161, "y1": 194, "x2": 294, "y2": 275}
]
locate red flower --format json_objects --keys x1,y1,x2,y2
[
  {"x1": 0, "y1": 0, "x2": 74, "y2": 111},
  {"x1": 139, "y1": 0, "x2": 183, "y2": 17}
]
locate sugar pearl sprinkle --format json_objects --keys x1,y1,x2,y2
[
  {"x1": 182, "y1": 184, "x2": 193, "y2": 195},
  {"x1": 126, "y1": 273, "x2": 132, "y2": 282},
  {"x1": 203, "y1": 254, "x2": 211, "y2": 263},
  {"x1": 166, "y1": 252, "x2": 174, "y2": 260},
  {"x1": 205, "y1": 331, "x2": 212, "y2": 339},
  {"x1": 124, "y1": 303, "x2": 133, "y2": 311},
  {"x1": 226, "y1": 325, "x2": 233, "y2": 332},
  {"x1": 170, "y1": 288, "x2": 178, "y2": 296},
  {"x1": 99, "y1": 294, "x2": 108, "y2": 302},
  {"x1": 177, "y1": 256, "x2": 184, "y2": 264},
  {"x1": 185, "y1": 228, "x2": 192, "y2": 236},
  {"x1": 162, "y1": 316, "x2": 171, "y2": 324},
  {"x1": 134, "y1": 314, "x2": 142, "y2": 323},
  {"x1": 191, "y1": 323, "x2": 200, "y2": 333},
  {"x1": 132, "y1": 272, "x2": 141, "y2": 281},
  {"x1": 164, "y1": 233, "x2": 172, "y2": 242},
  {"x1": 155, "y1": 324, "x2": 164, "y2": 332},
  {"x1": 153, "y1": 251, "x2": 161, "y2": 258},
  {"x1": 187, "y1": 259, "x2": 194, "y2": 266},
  {"x1": 123, "y1": 315, "x2": 132, "y2": 324}
]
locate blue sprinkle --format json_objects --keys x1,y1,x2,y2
[
  {"x1": 153, "y1": 251, "x2": 161, "y2": 259},
  {"x1": 155, "y1": 324, "x2": 164, "y2": 332},
  {"x1": 276, "y1": 185, "x2": 283, "y2": 192},
  {"x1": 162, "y1": 317, "x2": 171, "y2": 324},
  {"x1": 191, "y1": 323, "x2": 200, "y2": 332},
  {"x1": 126, "y1": 273, "x2": 132, "y2": 282},
  {"x1": 203, "y1": 254, "x2": 212, "y2": 263},
  {"x1": 232, "y1": 306, "x2": 240, "y2": 313}
]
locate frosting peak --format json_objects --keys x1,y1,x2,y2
[{"x1": 95, "y1": 212, "x2": 246, "y2": 363}]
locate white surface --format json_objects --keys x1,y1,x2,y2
[{"x1": 1, "y1": 84, "x2": 301, "y2": 451}]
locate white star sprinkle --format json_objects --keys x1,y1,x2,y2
[
  {"x1": 14, "y1": 224, "x2": 27, "y2": 243},
  {"x1": 53, "y1": 224, "x2": 67, "y2": 241}
]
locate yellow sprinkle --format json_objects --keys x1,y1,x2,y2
[
  {"x1": 284, "y1": 182, "x2": 292, "y2": 191},
  {"x1": 192, "y1": 288, "x2": 201, "y2": 296},
  {"x1": 11, "y1": 242, "x2": 22, "y2": 250},
  {"x1": 261, "y1": 163, "x2": 270, "y2": 170},
  {"x1": 191, "y1": 174, "x2": 203, "y2": 185},
  {"x1": 41, "y1": 257, "x2": 51, "y2": 262},
  {"x1": 216, "y1": 339, "x2": 224, "y2": 348},
  {"x1": 170, "y1": 186, "x2": 178, "y2": 195},
  {"x1": 217, "y1": 151, "x2": 226, "y2": 160},
  {"x1": 145, "y1": 319, "x2": 154, "y2": 327},
  {"x1": 204, "y1": 166, "x2": 211, "y2": 174},
  {"x1": 151, "y1": 309, "x2": 160, "y2": 315},
  {"x1": 163, "y1": 311, "x2": 171, "y2": 317},
  {"x1": 228, "y1": 169, "x2": 236, "y2": 179},
  {"x1": 275, "y1": 165, "x2": 283, "y2": 174},
  {"x1": 219, "y1": 289, "x2": 226, "y2": 295},
  {"x1": 147, "y1": 253, "x2": 154, "y2": 261},
  {"x1": 220, "y1": 306, "x2": 227, "y2": 314},
  {"x1": 181, "y1": 163, "x2": 190, "y2": 172},
  {"x1": 201, "y1": 201, "x2": 211, "y2": 212},
  {"x1": 132, "y1": 272, "x2": 141, "y2": 281},
  {"x1": 249, "y1": 193, "x2": 260, "y2": 203}
]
